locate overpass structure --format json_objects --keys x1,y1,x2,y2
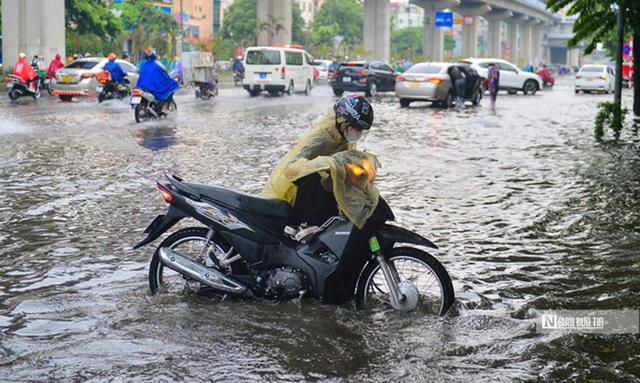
[
  {"x1": 258, "y1": 0, "x2": 557, "y2": 65},
  {"x1": 411, "y1": 0, "x2": 555, "y2": 64}
]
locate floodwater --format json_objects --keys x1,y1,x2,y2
[{"x1": 0, "y1": 78, "x2": 638, "y2": 382}]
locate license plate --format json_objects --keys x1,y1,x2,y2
[
  {"x1": 62, "y1": 75, "x2": 72, "y2": 83},
  {"x1": 409, "y1": 81, "x2": 420, "y2": 88},
  {"x1": 343, "y1": 76, "x2": 351, "y2": 82},
  {"x1": 259, "y1": 73, "x2": 267, "y2": 79},
  {"x1": 130, "y1": 96, "x2": 141, "y2": 105},
  {"x1": 586, "y1": 77, "x2": 593, "y2": 81},
  {"x1": 96, "y1": 86, "x2": 103, "y2": 93},
  {"x1": 6, "y1": 83, "x2": 12, "y2": 88}
]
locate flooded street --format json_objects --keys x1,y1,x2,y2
[{"x1": 1, "y1": 77, "x2": 639, "y2": 382}]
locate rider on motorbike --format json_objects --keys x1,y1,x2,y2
[
  {"x1": 14, "y1": 53, "x2": 37, "y2": 92},
  {"x1": 232, "y1": 55, "x2": 244, "y2": 76},
  {"x1": 46, "y1": 53, "x2": 64, "y2": 79},
  {"x1": 104, "y1": 53, "x2": 127, "y2": 88},
  {"x1": 262, "y1": 93, "x2": 377, "y2": 229},
  {"x1": 136, "y1": 49, "x2": 180, "y2": 113}
]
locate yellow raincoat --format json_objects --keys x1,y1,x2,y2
[{"x1": 262, "y1": 112, "x2": 380, "y2": 228}]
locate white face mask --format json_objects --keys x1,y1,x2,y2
[{"x1": 344, "y1": 126, "x2": 363, "y2": 142}]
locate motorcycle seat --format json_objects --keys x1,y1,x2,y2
[{"x1": 184, "y1": 182, "x2": 293, "y2": 219}]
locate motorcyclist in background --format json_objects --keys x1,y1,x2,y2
[
  {"x1": 136, "y1": 49, "x2": 180, "y2": 114},
  {"x1": 232, "y1": 55, "x2": 244, "y2": 76},
  {"x1": 262, "y1": 93, "x2": 377, "y2": 231},
  {"x1": 104, "y1": 53, "x2": 127, "y2": 88},
  {"x1": 46, "y1": 54, "x2": 64, "y2": 79},
  {"x1": 14, "y1": 52, "x2": 37, "y2": 92}
]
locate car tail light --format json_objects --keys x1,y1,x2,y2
[
  {"x1": 599, "y1": 75, "x2": 607, "y2": 80},
  {"x1": 359, "y1": 69, "x2": 369, "y2": 75},
  {"x1": 576, "y1": 75, "x2": 582, "y2": 79},
  {"x1": 81, "y1": 73, "x2": 93, "y2": 80},
  {"x1": 281, "y1": 66, "x2": 285, "y2": 80},
  {"x1": 157, "y1": 183, "x2": 174, "y2": 204},
  {"x1": 396, "y1": 75, "x2": 406, "y2": 82}
]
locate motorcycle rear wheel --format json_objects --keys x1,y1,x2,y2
[
  {"x1": 9, "y1": 89, "x2": 20, "y2": 100},
  {"x1": 356, "y1": 247, "x2": 454, "y2": 315},
  {"x1": 134, "y1": 102, "x2": 152, "y2": 123},
  {"x1": 149, "y1": 227, "x2": 233, "y2": 296}
]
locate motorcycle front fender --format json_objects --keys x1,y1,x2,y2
[
  {"x1": 133, "y1": 206, "x2": 188, "y2": 249},
  {"x1": 375, "y1": 223, "x2": 438, "y2": 252}
]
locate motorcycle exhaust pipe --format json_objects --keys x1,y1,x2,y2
[{"x1": 158, "y1": 247, "x2": 253, "y2": 298}]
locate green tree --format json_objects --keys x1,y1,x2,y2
[
  {"x1": 311, "y1": 0, "x2": 363, "y2": 49},
  {"x1": 65, "y1": 0, "x2": 122, "y2": 55},
  {"x1": 546, "y1": 0, "x2": 640, "y2": 132},
  {"x1": 221, "y1": 0, "x2": 306, "y2": 47},
  {"x1": 113, "y1": 0, "x2": 178, "y2": 59},
  {"x1": 391, "y1": 26, "x2": 423, "y2": 59}
]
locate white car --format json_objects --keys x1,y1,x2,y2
[
  {"x1": 312, "y1": 59, "x2": 333, "y2": 82},
  {"x1": 574, "y1": 65, "x2": 615, "y2": 94},
  {"x1": 459, "y1": 58, "x2": 543, "y2": 95}
]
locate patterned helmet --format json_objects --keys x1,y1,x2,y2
[{"x1": 333, "y1": 93, "x2": 374, "y2": 130}]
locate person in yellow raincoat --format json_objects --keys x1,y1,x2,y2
[{"x1": 262, "y1": 94, "x2": 379, "y2": 229}]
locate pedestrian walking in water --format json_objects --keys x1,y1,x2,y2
[{"x1": 487, "y1": 63, "x2": 500, "y2": 109}]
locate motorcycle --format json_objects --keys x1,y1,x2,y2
[
  {"x1": 96, "y1": 70, "x2": 131, "y2": 103},
  {"x1": 130, "y1": 88, "x2": 177, "y2": 123},
  {"x1": 233, "y1": 70, "x2": 244, "y2": 87},
  {"x1": 134, "y1": 165, "x2": 455, "y2": 315},
  {"x1": 6, "y1": 74, "x2": 42, "y2": 100},
  {"x1": 194, "y1": 80, "x2": 218, "y2": 100}
]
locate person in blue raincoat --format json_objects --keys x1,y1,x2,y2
[
  {"x1": 136, "y1": 49, "x2": 180, "y2": 113},
  {"x1": 104, "y1": 53, "x2": 127, "y2": 86}
]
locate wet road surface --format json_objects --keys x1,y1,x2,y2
[{"x1": 0, "y1": 77, "x2": 639, "y2": 382}]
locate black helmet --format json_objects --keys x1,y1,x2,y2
[
  {"x1": 143, "y1": 49, "x2": 157, "y2": 61},
  {"x1": 333, "y1": 93, "x2": 374, "y2": 130}
]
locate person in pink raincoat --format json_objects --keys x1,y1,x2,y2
[{"x1": 46, "y1": 53, "x2": 65, "y2": 79}]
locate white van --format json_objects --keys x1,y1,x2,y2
[{"x1": 243, "y1": 45, "x2": 315, "y2": 97}]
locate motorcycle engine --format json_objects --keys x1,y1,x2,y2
[{"x1": 266, "y1": 267, "x2": 307, "y2": 299}]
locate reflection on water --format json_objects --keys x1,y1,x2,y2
[{"x1": 0, "y1": 83, "x2": 638, "y2": 382}]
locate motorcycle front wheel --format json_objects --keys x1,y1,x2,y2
[
  {"x1": 149, "y1": 227, "x2": 233, "y2": 296},
  {"x1": 356, "y1": 247, "x2": 455, "y2": 315}
]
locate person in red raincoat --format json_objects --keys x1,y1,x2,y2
[
  {"x1": 46, "y1": 53, "x2": 65, "y2": 79},
  {"x1": 14, "y1": 52, "x2": 37, "y2": 91}
]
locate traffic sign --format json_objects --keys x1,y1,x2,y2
[
  {"x1": 435, "y1": 11, "x2": 454, "y2": 28},
  {"x1": 463, "y1": 15, "x2": 474, "y2": 27}
]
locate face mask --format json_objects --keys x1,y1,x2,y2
[{"x1": 344, "y1": 126, "x2": 363, "y2": 142}]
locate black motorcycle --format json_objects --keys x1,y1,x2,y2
[
  {"x1": 194, "y1": 80, "x2": 218, "y2": 100},
  {"x1": 233, "y1": 70, "x2": 243, "y2": 87},
  {"x1": 134, "y1": 170, "x2": 455, "y2": 314},
  {"x1": 7, "y1": 74, "x2": 42, "y2": 100},
  {"x1": 96, "y1": 70, "x2": 131, "y2": 103},
  {"x1": 130, "y1": 88, "x2": 177, "y2": 123}
]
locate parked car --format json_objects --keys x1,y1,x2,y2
[
  {"x1": 459, "y1": 58, "x2": 542, "y2": 95},
  {"x1": 312, "y1": 59, "x2": 332, "y2": 82},
  {"x1": 331, "y1": 60, "x2": 398, "y2": 97},
  {"x1": 51, "y1": 57, "x2": 139, "y2": 101},
  {"x1": 395, "y1": 62, "x2": 483, "y2": 108},
  {"x1": 575, "y1": 64, "x2": 615, "y2": 94}
]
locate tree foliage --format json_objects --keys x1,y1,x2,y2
[
  {"x1": 310, "y1": 0, "x2": 363, "y2": 48},
  {"x1": 391, "y1": 27, "x2": 423, "y2": 56},
  {"x1": 65, "y1": 0, "x2": 121, "y2": 38},
  {"x1": 113, "y1": 0, "x2": 178, "y2": 59},
  {"x1": 220, "y1": 0, "x2": 306, "y2": 47}
]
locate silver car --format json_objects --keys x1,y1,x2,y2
[{"x1": 51, "y1": 58, "x2": 139, "y2": 101}]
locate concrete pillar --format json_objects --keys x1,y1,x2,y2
[
  {"x1": 453, "y1": 3, "x2": 491, "y2": 58},
  {"x1": 257, "y1": 0, "x2": 292, "y2": 46},
  {"x1": 521, "y1": 19, "x2": 540, "y2": 66},
  {"x1": 483, "y1": 10, "x2": 512, "y2": 58},
  {"x1": 2, "y1": 0, "x2": 66, "y2": 68},
  {"x1": 531, "y1": 25, "x2": 544, "y2": 65},
  {"x1": 506, "y1": 15, "x2": 528, "y2": 64},
  {"x1": 521, "y1": 24, "x2": 532, "y2": 66},
  {"x1": 410, "y1": 0, "x2": 460, "y2": 63},
  {"x1": 363, "y1": 0, "x2": 390, "y2": 60}
]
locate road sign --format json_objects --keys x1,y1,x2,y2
[
  {"x1": 463, "y1": 15, "x2": 474, "y2": 27},
  {"x1": 435, "y1": 11, "x2": 454, "y2": 28}
]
